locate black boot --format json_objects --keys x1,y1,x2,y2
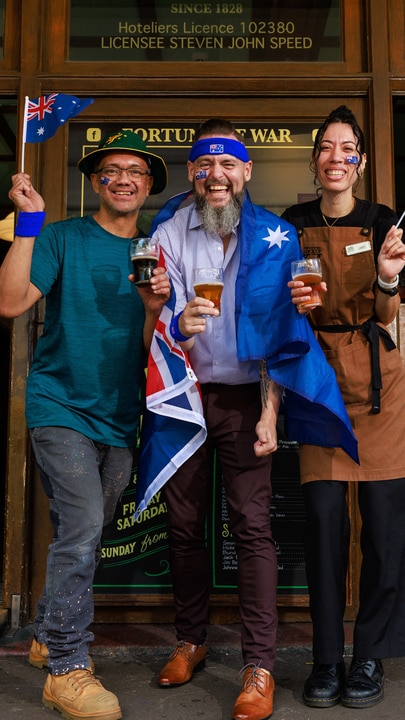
[
  {"x1": 341, "y1": 657, "x2": 384, "y2": 708},
  {"x1": 303, "y1": 661, "x2": 346, "y2": 708}
]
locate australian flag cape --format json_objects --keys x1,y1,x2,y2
[
  {"x1": 136, "y1": 189, "x2": 358, "y2": 518},
  {"x1": 135, "y1": 244, "x2": 207, "y2": 520},
  {"x1": 235, "y1": 192, "x2": 358, "y2": 463}
]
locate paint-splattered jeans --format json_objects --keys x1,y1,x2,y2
[{"x1": 29, "y1": 426, "x2": 134, "y2": 675}]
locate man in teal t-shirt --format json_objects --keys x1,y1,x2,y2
[{"x1": 0, "y1": 130, "x2": 169, "y2": 720}]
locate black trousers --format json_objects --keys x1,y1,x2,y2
[
  {"x1": 164, "y1": 383, "x2": 278, "y2": 671},
  {"x1": 303, "y1": 478, "x2": 405, "y2": 663}
]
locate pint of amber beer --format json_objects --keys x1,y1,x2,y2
[
  {"x1": 130, "y1": 238, "x2": 158, "y2": 286},
  {"x1": 193, "y1": 267, "x2": 224, "y2": 316},
  {"x1": 291, "y1": 258, "x2": 323, "y2": 309}
]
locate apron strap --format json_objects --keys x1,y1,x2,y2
[
  {"x1": 313, "y1": 319, "x2": 396, "y2": 414},
  {"x1": 360, "y1": 203, "x2": 379, "y2": 237}
]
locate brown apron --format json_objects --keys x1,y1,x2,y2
[{"x1": 298, "y1": 223, "x2": 405, "y2": 483}]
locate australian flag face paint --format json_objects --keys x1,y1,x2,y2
[
  {"x1": 346, "y1": 155, "x2": 359, "y2": 165},
  {"x1": 195, "y1": 170, "x2": 207, "y2": 180},
  {"x1": 100, "y1": 176, "x2": 110, "y2": 185}
]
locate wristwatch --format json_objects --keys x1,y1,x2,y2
[{"x1": 376, "y1": 281, "x2": 399, "y2": 296}]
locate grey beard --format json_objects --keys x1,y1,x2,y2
[{"x1": 194, "y1": 191, "x2": 244, "y2": 237}]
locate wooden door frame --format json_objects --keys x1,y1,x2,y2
[{"x1": 1, "y1": 0, "x2": 401, "y2": 627}]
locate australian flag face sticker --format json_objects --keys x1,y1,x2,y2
[{"x1": 209, "y1": 143, "x2": 224, "y2": 154}]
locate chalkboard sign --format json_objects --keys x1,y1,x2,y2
[
  {"x1": 93, "y1": 432, "x2": 308, "y2": 596},
  {"x1": 94, "y1": 458, "x2": 173, "y2": 593},
  {"x1": 210, "y1": 438, "x2": 307, "y2": 594}
]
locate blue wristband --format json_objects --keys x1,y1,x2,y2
[
  {"x1": 15, "y1": 211, "x2": 46, "y2": 237},
  {"x1": 170, "y1": 311, "x2": 191, "y2": 342}
]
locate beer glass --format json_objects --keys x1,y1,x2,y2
[
  {"x1": 291, "y1": 258, "x2": 323, "y2": 309},
  {"x1": 192, "y1": 267, "x2": 224, "y2": 316},
  {"x1": 130, "y1": 238, "x2": 158, "y2": 286}
]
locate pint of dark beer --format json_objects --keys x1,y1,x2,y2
[{"x1": 130, "y1": 238, "x2": 158, "y2": 286}]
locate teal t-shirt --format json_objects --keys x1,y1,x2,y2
[{"x1": 26, "y1": 215, "x2": 145, "y2": 446}]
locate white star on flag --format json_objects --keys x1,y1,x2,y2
[{"x1": 262, "y1": 225, "x2": 290, "y2": 249}]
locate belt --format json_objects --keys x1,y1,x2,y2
[
  {"x1": 200, "y1": 382, "x2": 258, "y2": 390},
  {"x1": 313, "y1": 318, "x2": 396, "y2": 414}
]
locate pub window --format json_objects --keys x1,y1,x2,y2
[
  {"x1": 69, "y1": 120, "x2": 320, "y2": 231},
  {"x1": 0, "y1": 0, "x2": 4, "y2": 59},
  {"x1": 69, "y1": 0, "x2": 341, "y2": 63},
  {"x1": 69, "y1": 118, "x2": 323, "y2": 598},
  {"x1": 0, "y1": 97, "x2": 16, "y2": 215}
]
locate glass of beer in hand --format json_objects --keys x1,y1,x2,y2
[
  {"x1": 193, "y1": 267, "x2": 224, "y2": 316},
  {"x1": 130, "y1": 238, "x2": 158, "y2": 286},
  {"x1": 291, "y1": 258, "x2": 323, "y2": 309}
]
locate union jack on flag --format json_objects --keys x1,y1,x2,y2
[
  {"x1": 27, "y1": 93, "x2": 58, "y2": 122},
  {"x1": 135, "y1": 257, "x2": 207, "y2": 520},
  {"x1": 25, "y1": 93, "x2": 93, "y2": 143}
]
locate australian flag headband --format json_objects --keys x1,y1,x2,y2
[{"x1": 189, "y1": 137, "x2": 250, "y2": 162}]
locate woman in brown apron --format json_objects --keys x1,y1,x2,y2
[{"x1": 283, "y1": 106, "x2": 405, "y2": 710}]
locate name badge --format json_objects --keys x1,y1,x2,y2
[{"x1": 345, "y1": 240, "x2": 372, "y2": 256}]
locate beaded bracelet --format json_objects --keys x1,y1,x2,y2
[
  {"x1": 170, "y1": 311, "x2": 192, "y2": 342},
  {"x1": 15, "y1": 211, "x2": 46, "y2": 238}
]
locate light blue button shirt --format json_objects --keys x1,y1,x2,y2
[{"x1": 154, "y1": 203, "x2": 260, "y2": 385}]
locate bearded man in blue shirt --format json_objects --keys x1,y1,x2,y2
[{"x1": 153, "y1": 118, "x2": 283, "y2": 720}]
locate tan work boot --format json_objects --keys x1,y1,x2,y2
[
  {"x1": 29, "y1": 637, "x2": 95, "y2": 672},
  {"x1": 29, "y1": 638, "x2": 49, "y2": 669},
  {"x1": 43, "y1": 669, "x2": 122, "y2": 720}
]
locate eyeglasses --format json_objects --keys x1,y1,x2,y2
[{"x1": 95, "y1": 166, "x2": 151, "y2": 180}]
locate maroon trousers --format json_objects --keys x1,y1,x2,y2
[{"x1": 163, "y1": 382, "x2": 278, "y2": 671}]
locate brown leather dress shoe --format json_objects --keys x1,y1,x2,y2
[
  {"x1": 158, "y1": 641, "x2": 206, "y2": 687},
  {"x1": 233, "y1": 665, "x2": 274, "y2": 720}
]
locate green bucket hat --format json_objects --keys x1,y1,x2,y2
[{"x1": 77, "y1": 129, "x2": 168, "y2": 194}]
